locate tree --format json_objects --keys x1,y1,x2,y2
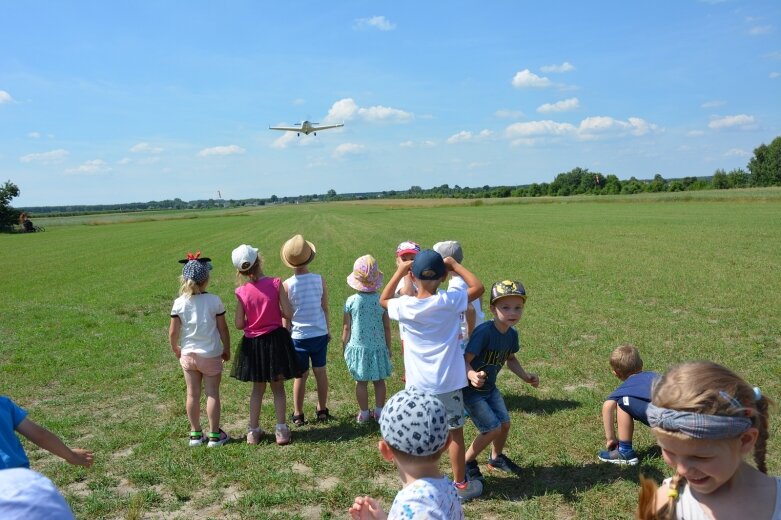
[
  {"x1": 0, "y1": 180, "x2": 20, "y2": 230},
  {"x1": 747, "y1": 136, "x2": 781, "y2": 186},
  {"x1": 711, "y1": 169, "x2": 729, "y2": 190},
  {"x1": 326, "y1": 189, "x2": 337, "y2": 199}
]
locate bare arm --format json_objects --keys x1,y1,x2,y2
[
  {"x1": 16, "y1": 418, "x2": 93, "y2": 467},
  {"x1": 216, "y1": 314, "x2": 231, "y2": 362},
  {"x1": 280, "y1": 281, "x2": 293, "y2": 324},
  {"x1": 321, "y1": 277, "x2": 331, "y2": 337},
  {"x1": 506, "y1": 353, "x2": 539, "y2": 387},
  {"x1": 382, "y1": 311, "x2": 392, "y2": 354},
  {"x1": 168, "y1": 317, "x2": 181, "y2": 358},
  {"x1": 234, "y1": 299, "x2": 246, "y2": 330},
  {"x1": 380, "y1": 260, "x2": 413, "y2": 309},
  {"x1": 342, "y1": 312, "x2": 351, "y2": 352},
  {"x1": 465, "y1": 304, "x2": 477, "y2": 337},
  {"x1": 602, "y1": 399, "x2": 618, "y2": 450},
  {"x1": 395, "y1": 256, "x2": 417, "y2": 296},
  {"x1": 443, "y1": 257, "x2": 484, "y2": 302}
]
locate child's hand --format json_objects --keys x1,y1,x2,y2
[
  {"x1": 69, "y1": 448, "x2": 94, "y2": 468},
  {"x1": 172, "y1": 345, "x2": 182, "y2": 359},
  {"x1": 348, "y1": 495, "x2": 385, "y2": 520},
  {"x1": 606, "y1": 438, "x2": 618, "y2": 451},
  {"x1": 396, "y1": 259, "x2": 413, "y2": 273},
  {"x1": 469, "y1": 370, "x2": 487, "y2": 388},
  {"x1": 442, "y1": 256, "x2": 459, "y2": 271},
  {"x1": 524, "y1": 372, "x2": 540, "y2": 388},
  {"x1": 222, "y1": 349, "x2": 231, "y2": 362}
]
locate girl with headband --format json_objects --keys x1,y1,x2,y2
[{"x1": 637, "y1": 361, "x2": 778, "y2": 519}]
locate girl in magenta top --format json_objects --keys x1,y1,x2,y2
[{"x1": 230, "y1": 244, "x2": 302, "y2": 446}]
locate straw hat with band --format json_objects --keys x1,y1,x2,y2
[{"x1": 281, "y1": 234, "x2": 317, "y2": 268}]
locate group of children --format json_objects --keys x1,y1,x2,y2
[{"x1": 1, "y1": 236, "x2": 777, "y2": 519}]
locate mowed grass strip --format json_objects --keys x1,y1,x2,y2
[{"x1": 1, "y1": 191, "x2": 779, "y2": 519}]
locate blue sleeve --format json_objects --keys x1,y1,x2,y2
[
  {"x1": 1, "y1": 397, "x2": 28, "y2": 429},
  {"x1": 465, "y1": 324, "x2": 489, "y2": 357}
]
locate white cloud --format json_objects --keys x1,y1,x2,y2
[
  {"x1": 577, "y1": 116, "x2": 658, "y2": 136},
  {"x1": 271, "y1": 132, "x2": 297, "y2": 149},
  {"x1": 117, "y1": 157, "x2": 131, "y2": 165},
  {"x1": 20, "y1": 149, "x2": 69, "y2": 164},
  {"x1": 0, "y1": 90, "x2": 12, "y2": 104},
  {"x1": 708, "y1": 114, "x2": 757, "y2": 129},
  {"x1": 724, "y1": 148, "x2": 751, "y2": 157},
  {"x1": 28, "y1": 132, "x2": 41, "y2": 139},
  {"x1": 511, "y1": 69, "x2": 552, "y2": 88},
  {"x1": 505, "y1": 115, "x2": 659, "y2": 143},
  {"x1": 198, "y1": 145, "x2": 245, "y2": 157},
  {"x1": 506, "y1": 120, "x2": 576, "y2": 138},
  {"x1": 400, "y1": 140, "x2": 414, "y2": 148},
  {"x1": 325, "y1": 98, "x2": 413, "y2": 123},
  {"x1": 65, "y1": 159, "x2": 111, "y2": 174},
  {"x1": 749, "y1": 25, "x2": 772, "y2": 35},
  {"x1": 770, "y1": 72, "x2": 780, "y2": 79},
  {"x1": 354, "y1": 15, "x2": 396, "y2": 31},
  {"x1": 701, "y1": 100, "x2": 725, "y2": 108},
  {"x1": 687, "y1": 130, "x2": 706, "y2": 136},
  {"x1": 130, "y1": 142, "x2": 163, "y2": 154},
  {"x1": 537, "y1": 97, "x2": 580, "y2": 113},
  {"x1": 292, "y1": 98, "x2": 306, "y2": 105},
  {"x1": 764, "y1": 50, "x2": 781, "y2": 60},
  {"x1": 540, "y1": 61, "x2": 575, "y2": 73},
  {"x1": 495, "y1": 109, "x2": 523, "y2": 119},
  {"x1": 333, "y1": 142, "x2": 365, "y2": 159},
  {"x1": 446, "y1": 129, "x2": 493, "y2": 144}
]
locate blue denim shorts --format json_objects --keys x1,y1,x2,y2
[
  {"x1": 618, "y1": 396, "x2": 651, "y2": 426},
  {"x1": 292, "y1": 334, "x2": 329, "y2": 370},
  {"x1": 463, "y1": 387, "x2": 510, "y2": 434}
]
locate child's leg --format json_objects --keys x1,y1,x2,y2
[
  {"x1": 270, "y1": 379, "x2": 287, "y2": 425},
  {"x1": 465, "y1": 427, "x2": 501, "y2": 462},
  {"x1": 372, "y1": 379, "x2": 386, "y2": 408},
  {"x1": 355, "y1": 381, "x2": 369, "y2": 411},
  {"x1": 293, "y1": 371, "x2": 308, "y2": 416},
  {"x1": 312, "y1": 366, "x2": 329, "y2": 412},
  {"x1": 249, "y1": 382, "x2": 267, "y2": 430},
  {"x1": 617, "y1": 406, "x2": 635, "y2": 449},
  {"x1": 448, "y1": 427, "x2": 467, "y2": 483},
  {"x1": 490, "y1": 422, "x2": 512, "y2": 459},
  {"x1": 203, "y1": 373, "x2": 222, "y2": 434},
  {"x1": 182, "y1": 369, "x2": 203, "y2": 432}
]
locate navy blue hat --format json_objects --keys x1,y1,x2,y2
[{"x1": 411, "y1": 249, "x2": 446, "y2": 281}]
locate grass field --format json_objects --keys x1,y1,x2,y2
[{"x1": 2, "y1": 189, "x2": 780, "y2": 519}]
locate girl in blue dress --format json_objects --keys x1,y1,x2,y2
[{"x1": 342, "y1": 255, "x2": 393, "y2": 423}]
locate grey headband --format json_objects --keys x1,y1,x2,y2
[{"x1": 647, "y1": 403, "x2": 753, "y2": 439}]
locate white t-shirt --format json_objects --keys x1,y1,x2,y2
[
  {"x1": 387, "y1": 476, "x2": 464, "y2": 520},
  {"x1": 170, "y1": 293, "x2": 226, "y2": 357},
  {"x1": 387, "y1": 288, "x2": 468, "y2": 394},
  {"x1": 284, "y1": 273, "x2": 328, "y2": 339},
  {"x1": 448, "y1": 276, "x2": 484, "y2": 329},
  {"x1": 0, "y1": 468, "x2": 76, "y2": 519}
]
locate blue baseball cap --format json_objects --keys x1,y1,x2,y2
[{"x1": 411, "y1": 249, "x2": 446, "y2": 281}]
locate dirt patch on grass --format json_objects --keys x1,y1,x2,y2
[{"x1": 318, "y1": 476, "x2": 340, "y2": 491}]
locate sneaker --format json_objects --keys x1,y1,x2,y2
[
  {"x1": 246, "y1": 427, "x2": 263, "y2": 445},
  {"x1": 598, "y1": 448, "x2": 638, "y2": 466},
  {"x1": 188, "y1": 431, "x2": 206, "y2": 447},
  {"x1": 372, "y1": 407, "x2": 383, "y2": 422},
  {"x1": 453, "y1": 479, "x2": 483, "y2": 502},
  {"x1": 465, "y1": 460, "x2": 484, "y2": 483},
  {"x1": 356, "y1": 410, "x2": 371, "y2": 424},
  {"x1": 275, "y1": 424, "x2": 291, "y2": 445},
  {"x1": 487, "y1": 453, "x2": 523, "y2": 474},
  {"x1": 207, "y1": 429, "x2": 230, "y2": 447}
]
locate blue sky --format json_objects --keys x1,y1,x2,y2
[{"x1": 2, "y1": 1, "x2": 780, "y2": 206}]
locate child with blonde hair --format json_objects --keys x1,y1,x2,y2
[
  {"x1": 637, "y1": 361, "x2": 778, "y2": 520},
  {"x1": 231, "y1": 244, "x2": 301, "y2": 445},
  {"x1": 169, "y1": 252, "x2": 231, "y2": 447},
  {"x1": 342, "y1": 255, "x2": 393, "y2": 423}
]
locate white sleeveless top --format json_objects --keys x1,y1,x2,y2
[
  {"x1": 665, "y1": 476, "x2": 781, "y2": 519},
  {"x1": 285, "y1": 273, "x2": 327, "y2": 339}
]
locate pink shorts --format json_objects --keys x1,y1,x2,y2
[{"x1": 180, "y1": 353, "x2": 224, "y2": 377}]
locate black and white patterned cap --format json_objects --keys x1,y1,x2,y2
[
  {"x1": 182, "y1": 260, "x2": 211, "y2": 284},
  {"x1": 379, "y1": 387, "x2": 448, "y2": 456}
]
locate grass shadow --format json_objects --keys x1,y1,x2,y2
[
  {"x1": 503, "y1": 394, "x2": 580, "y2": 415},
  {"x1": 477, "y1": 460, "x2": 667, "y2": 502},
  {"x1": 286, "y1": 415, "x2": 380, "y2": 443}
]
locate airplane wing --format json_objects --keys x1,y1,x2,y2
[
  {"x1": 311, "y1": 123, "x2": 344, "y2": 131},
  {"x1": 269, "y1": 126, "x2": 302, "y2": 132}
]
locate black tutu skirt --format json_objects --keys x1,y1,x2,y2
[{"x1": 231, "y1": 327, "x2": 303, "y2": 382}]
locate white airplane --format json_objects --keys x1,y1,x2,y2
[{"x1": 269, "y1": 120, "x2": 344, "y2": 136}]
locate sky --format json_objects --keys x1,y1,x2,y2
[{"x1": 1, "y1": 1, "x2": 780, "y2": 206}]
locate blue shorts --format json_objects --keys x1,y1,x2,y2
[
  {"x1": 617, "y1": 396, "x2": 651, "y2": 426},
  {"x1": 463, "y1": 387, "x2": 510, "y2": 434},
  {"x1": 292, "y1": 334, "x2": 329, "y2": 371}
]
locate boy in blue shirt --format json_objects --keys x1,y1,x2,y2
[
  {"x1": 597, "y1": 344, "x2": 657, "y2": 465},
  {"x1": 463, "y1": 280, "x2": 539, "y2": 483}
]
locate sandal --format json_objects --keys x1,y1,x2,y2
[
  {"x1": 290, "y1": 413, "x2": 307, "y2": 427},
  {"x1": 316, "y1": 408, "x2": 332, "y2": 422},
  {"x1": 188, "y1": 430, "x2": 206, "y2": 447}
]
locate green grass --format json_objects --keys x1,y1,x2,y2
[{"x1": 2, "y1": 189, "x2": 780, "y2": 519}]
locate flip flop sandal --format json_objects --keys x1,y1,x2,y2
[
  {"x1": 316, "y1": 408, "x2": 332, "y2": 422},
  {"x1": 290, "y1": 413, "x2": 307, "y2": 427}
]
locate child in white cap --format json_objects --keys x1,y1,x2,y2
[
  {"x1": 230, "y1": 244, "x2": 302, "y2": 445},
  {"x1": 348, "y1": 388, "x2": 464, "y2": 519},
  {"x1": 169, "y1": 251, "x2": 231, "y2": 447},
  {"x1": 342, "y1": 255, "x2": 393, "y2": 423}
]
